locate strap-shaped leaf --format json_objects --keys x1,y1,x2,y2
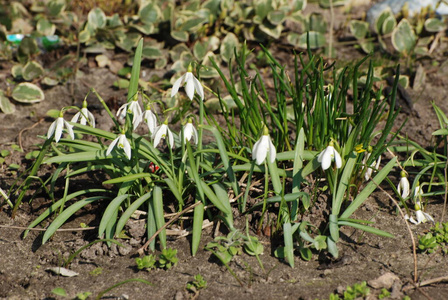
[
  {"x1": 42, "y1": 196, "x2": 103, "y2": 244},
  {"x1": 98, "y1": 194, "x2": 129, "y2": 238},
  {"x1": 115, "y1": 192, "x2": 152, "y2": 236}
]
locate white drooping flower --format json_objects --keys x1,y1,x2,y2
[
  {"x1": 71, "y1": 100, "x2": 95, "y2": 127},
  {"x1": 47, "y1": 113, "x2": 75, "y2": 143},
  {"x1": 142, "y1": 105, "x2": 158, "y2": 134},
  {"x1": 317, "y1": 142, "x2": 342, "y2": 170},
  {"x1": 252, "y1": 126, "x2": 276, "y2": 165},
  {"x1": 397, "y1": 171, "x2": 410, "y2": 198},
  {"x1": 152, "y1": 122, "x2": 174, "y2": 148},
  {"x1": 116, "y1": 98, "x2": 143, "y2": 130},
  {"x1": 181, "y1": 120, "x2": 198, "y2": 145},
  {"x1": 171, "y1": 64, "x2": 204, "y2": 101},
  {"x1": 106, "y1": 133, "x2": 132, "y2": 160},
  {"x1": 363, "y1": 152, "x2": 381, "y2": 181},
  {"x1": 405, "y1": 201, "x2": 434, "y2": 225}
]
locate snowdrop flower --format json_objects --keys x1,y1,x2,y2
[
  {"x1": 116, "y1": 96, "x2": 143, "y2": 130},
  {"x1": 252, "y1": 126, "x2": 276, "y2": 165},
  {"x1": 142, "y1": 104, "x2": 158, "y2": 134},
  {"x1": 71, "y1": 100, "x2": 95, "y2": 127},
  {"x1": 317, "y1": 141, "x2": 342, "y2": 170},
  {"x1": 47, "y1": 112, "x2": 74, "y2": 143},
  {"x1": 106, "y1": 133, "x2": 131, "y2": 160},
  {"x1": 152, "y1": 121, "x2": 174, "y2": 148},
  {"x1": 405, "y1": 201, "x2": 434, "y2": 225},
  {"x1": 171, "y1": 64, "x2": 204, "y2": 101},
  {"x1": 363, "y1": 152, "x2": 381, "y2": 181},
  {"x1": 181, "y1": 119, "x2": 198, "y2": 145},
  {"x1": 397, "y1": 171, "x2": 410, "y2": 198}
]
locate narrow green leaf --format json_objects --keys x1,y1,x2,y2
[
  {"x1": 333, "y1": 151, "x2": 357, "y2": 215},
  {"x1": 192, "y1": 201, "x2": 204, "y2": 256},
  {"x1": 153, "y1": 186, "x2": 166, "y2": 249},
  {"x1": 283, "y1": 222, "x2": 294, "y2": 268},
  {"x1": 103, "y1": 173, "x2": 152, "y2": 185},
  {"x1": 115, "y1": 192, "x2": 152, "y2": 237},
  {"x1": 128, "y1": 38, "x2": 143, "y2": 101},
  {"x1": 98, "y1": 194, "x2": 129, "y2": 238},
  {"x1": 43, "y1": 196, "x2": 103, "y2": 244},
  {"x1": 340, "y1": 157, "x2": 397, "y2": 219},
  {"x1": 212, "y1": 183, "x2": 234, "y2": 229},
  {"x1": 338, "y1": 220, "x2": 394, "y2": 238}
]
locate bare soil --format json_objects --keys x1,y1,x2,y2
[{"x1": 2, "y1": 3, "x2": 448, "y2": 300}]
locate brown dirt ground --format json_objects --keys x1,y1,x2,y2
[{"x1": 2, "y1": 2, "x2": 448, "y2": 300}]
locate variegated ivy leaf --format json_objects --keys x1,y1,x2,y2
[
  {"x1": 308, "y1": 13, "x2": 326, "y2": 33},
  {"x1": 259, "y1": 22, "x2": 283, "y2": 39},
  {"x1": 391, "y1": 19, "x2": 416, "y2": 55},
  {"x1": 23, "y1": 61, "x2": 44, "y2": 81},
  {"x1": 142, "y1": 47, "x2": 163, "y2": 60},
  {"x1": 36, "y1": 18, "x2": 55, "y2": 36},
  {"x1": 349, "y1": 20, "x2": 369, "y2": 40},
  {"x1": 171, "y1": 30, "x2": 189, "y2": 42},
  {"x1": 0, "y1": 90, "x2": 15, "y2": 114},
  {"x1": 268, "y1": 10, "x2": 286, "y2": 25},
  {"x1": 48, "y1": 0, "x2": 66, "y2": 17},
  {"x1": 220, "y1": 32, "x2": 239, "y2": 63},
  {"x1": 12, "y1": 83, "x2": 45, "y2": 103},
  {"x1": 374, "y1": 8, "x2": 394, "y2": 34},
  {"x1": 87, "y1": 7, "x2": 106, "y2": 30},
  {"x1": 425, "y1": 18, "x2": 447, "y2": 32},
  {"x1": 319, "y1": 0, "x2": 346, "y2": 8},
  {"x1": 139, "y1": 2, "x2": 161, "y2": 25},
  {"x1": 11, "y1": 65, "x2": 23, "y2": 79},
  {"x1": 169, "y1": 43, "x2": 191, "y2": 62},
  {"x1": 381, "y1": 15, "x2": 396, "y2": 35}
]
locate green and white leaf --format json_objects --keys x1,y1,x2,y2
[{"x1": 12, "y1": 83, "x2": 45, "y2": 103}]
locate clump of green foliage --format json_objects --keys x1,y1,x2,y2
[
  {"x1": 186, "y1": 274, "x2": 207, "y2": 294},
  {"x1": 136, "y1": 248, "x2": 179, "y2": 271},
  {"x1": 418, "y1": 222, "x2": 448, "y2": 254}
]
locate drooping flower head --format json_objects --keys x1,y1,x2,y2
[
  {"x1": 317, "y1": 141, "x2": 342, "y2": 171},
  {"x1": 363, "y1": 147, "x2": 381, "y2": 181},
  {"x1": 405, "y1": 200, "x2": 434, "y2": 225},
  {"x1": 252, "y1": 125, "x2": 276, "y2": 165},
  {"x1": 143, "y1": 103, "x2": 158, "y2": 135},
  {"x1": 397, "y1": 171, "x2": 410, "y2": 198},
  {"x1": 171, "y1": 64, "x2": 204, "y2": 101},
  {"x1": 181, "y1": 118, "x2": 198, "y2": 145},
  {"x1": 71, "y1": 99, "x2": 95, "y2": 127},
  {"x1": 152, "y1": 119, "x2": 174, "y2": 149},
  {"x1": 47, "y1": 111, "x2": 75, "y2": 143},
  {"x1": 106, "y1": 132, "x2": 132, "y2": 160},
  {"x1": 116, "y1": 93, "x2": 143, "y2": 130}
]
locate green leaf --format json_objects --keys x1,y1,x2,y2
[
  {"x1": 171, "y1": 30, "x2": 189, "y2": 42},
  {"x1": 391, "y1": 19, "x2": 416, "y2": 54},
  {"x1": 36, "y1": 18, "x2": 55, "y2": 36},
  {"x1": 142, "y1": 47, "x2": 163, "y2": 59},
  {"x1": 87, "y1": 7, "x2": 106, "y2": 29},
  {"x1": 0, "y1": 91, "x2": 15, "y2": 114},
  {"x1": 152, "y1": 186, "x2": 167, "y2": 249},
  {"x1": 340, "y1": 157, "x2": 397, "y2": 219},
  {"x1": 319, "y1": 0, "x2": 346, "y2": 8},
  {"x1": 51, "y1": 287, "x2": 67, "y2": 297},
  {"x1": 12, "y1": 83, "x2": 45, "y2": 103},
  {"x1": 425, "y1": 18, "x2": 447, "y2": 32},
  {"x1": 297, "y1": 31, "x2": 326, "y2": 49},
  {"x1": 127, "y1": 38, "x2": 143, "y2": 101},
  {"x1": 220, "y1": 32, "x2": 239, "y2": 63},
  {"x1": 374, "y1": 8, "x2": 393, "y2": 34},
  {"x1": 267, "y1": 10, "x2": 286, "y2": 25},
  {"x1": 48, "y1": 0, "x2": 65, "y2": 16},
  {"x1": 42, "y1": 196, "x2": 103, "y2": 244},
  {"x1": 102, "y1": 173, "x2": 152, "y2": 185},
  {"x1": 381, "y1": 15, "x2": 396, "y2": 35},
  {"x1": 283, "y1": 222, "x2": 294, "y2": 268},
  {"x1": 139, "y1": 3, "x2": 161, "y2": 25},
  {"x1": 349, "y1": 20, "x2": 369, "y2": 40},
  {"x1": 115, "y1": 192, "x2": 152, "y2": 237},
  {"x1": 338, "y1": 220, "x2": 394, "y2": 238},
  {"x1": 23, "y1": 61, "x2": 44, "y2": 81}
]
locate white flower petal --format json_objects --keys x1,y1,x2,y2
[
  {"x1": 184, "y1": 73, "x2": 195, "y2": 100},
  {"x1": 116, "y1": 103, "x2": 128, "y2": 119},
  {"x1": 119, "y1": 135, "x2": 132, "y2": 160},
  {"x1": 333, "y1": 147, "x2": 342, "y2": 168},
  {"x1": 47, "y1": 120, "x2": 57, "y2": 139},
  {"x1": 319, "y1": 147, "x2": 332, "y2": 170},
  {"x1": 171, "y1": 74, "x2": 186, "y2": 97},
  {"x1": 54, "y1": 117, "x2": 64, "y2": 142},
  {"x1": 268, "y1": 138, "x2": 276, "y2": 163},
  {"x1": 167, "y1": 127, "x2": 174, "y2": 148},
  {"x1": 143, "y1": 110, "x2": 157, "y2": 134},
  {"x1": 192, "y1": 76, "x2": 204, "y2": 100},
  {"x1": 106, "y1": 136, "x2": 119, "y2": 156},
  {"x1": 64, "y1": 120, "x2": 75, "y2": 140},
  {"x1": 152, "y1": 125, "x2": 166, "y2": 148},
  {"x1": 398, "y1": 176, "x2": 410, "y2": 198},
  {"x1": 71, "y1": 112, "x2": 81, "y2": 124}
]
